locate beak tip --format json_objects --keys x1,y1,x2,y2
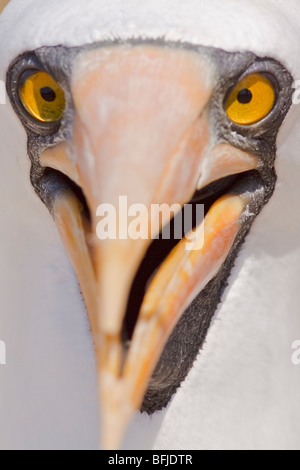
[
  {"x1": 100, "y1": 406, "x2": 134, "y2": 451},
  {"x1": 99, "y1": 373, "x2": 137, "y2": 450}
]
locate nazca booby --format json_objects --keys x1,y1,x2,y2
[{"x1": 0, "y1": 0, "x2": 300, "y2": 450}]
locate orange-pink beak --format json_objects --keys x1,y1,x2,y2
[{"x1": 40, "y1": 45, "x2": 258, "y2": 449}]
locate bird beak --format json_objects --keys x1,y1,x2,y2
[
  {"x1": 40, "y1": 45, "x2": 258, "y2": 449},
  {"x1": 0, "y1": 0, "x2": 10, "y2": 15}
]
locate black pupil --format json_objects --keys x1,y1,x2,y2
[
  {"x1": 40, "y1": 87, "x2": 56, "y2": 102},
  {"x1": 237, "y1": 88, "x2": 253, "y2": 104}
]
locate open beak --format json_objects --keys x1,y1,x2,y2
[{"x1": 41, "y1": 45, "x2": 258, "y2": 449}]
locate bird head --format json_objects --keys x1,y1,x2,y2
[{"x1": 1, "y1": 0, "x2": 300, "y2": 449}]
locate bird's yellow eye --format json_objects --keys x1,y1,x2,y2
[
  {"x1": 19, "y1": 71, "x2": 65, "y2": 123},
  {"x1": 225, "y1": 73, "x2": 276, "y2": 126}
]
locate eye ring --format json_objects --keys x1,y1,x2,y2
[
  {"x1": 225, "y1": 73, "x2": 277, "y2": 126},
  {"x1": 18, "y1": 69, "x2": 66, "y2": 123}
]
